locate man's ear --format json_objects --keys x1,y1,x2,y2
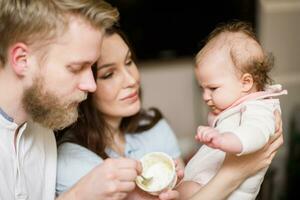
[
  {"x1": 241, "y1": 73, "x2": 254, "y2": 92},
  {"x1": 9, "y1": 43, "x2": 29, "y2": 76}
]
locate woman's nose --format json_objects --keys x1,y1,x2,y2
[{"x1": 123, "y1": 69, "x2": 137, "y2": 87}]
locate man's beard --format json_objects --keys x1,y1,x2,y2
[{"x1": 22, "y1": 77, "x2": 87, "y2": 130}]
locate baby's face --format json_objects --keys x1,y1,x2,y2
[{"x1": 195, "y1": 48, "x2": 244, "y2": 114}]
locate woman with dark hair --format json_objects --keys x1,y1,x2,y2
[
  {"x1": 55, "y1": 27, "x2": 283, "y2": 200},
  {"x1": 56, "y1": 27, "x2": 184, "y2": 199}
]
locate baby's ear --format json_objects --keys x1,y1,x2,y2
[{"x1": 241, "y1": 73, "x2": 254, "y2": 92}]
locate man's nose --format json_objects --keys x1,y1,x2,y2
[{"x1": 78, "y1": 69, "x2": 97, "y2": 93}]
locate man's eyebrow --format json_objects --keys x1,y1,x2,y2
[{"x1": 69, "y1": 61, "x2": 94, "y2": 66}]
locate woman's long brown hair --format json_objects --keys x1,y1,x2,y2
[{"x1": 56, "y1": 26, "x2": 162, "y2": 159}]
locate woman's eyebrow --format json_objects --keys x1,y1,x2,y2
[
  {"x1": 125, "y1": 49, "x2": 131, "y2": 61},
  {"x1": 97, "y1": 63, "x2": 114, "y2": 70}
]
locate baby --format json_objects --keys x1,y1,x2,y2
[{"x1": 180, "y1": 21, "x2": 287, "y2": 199}]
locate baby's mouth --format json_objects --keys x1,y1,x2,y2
[
  {"x1": 207, "y1": 104, "x2": 215, "y2": 110},
  {"x1": 209, "y1": 105, "x2": 219, "y2": 113}
]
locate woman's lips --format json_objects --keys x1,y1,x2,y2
[{"x1": 121, "y1": 91, "x2": 138, "y2": 101}]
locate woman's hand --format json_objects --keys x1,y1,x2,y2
[
  {"x1": 124, "y1": 159, "x2": 184, "y2": 200},
  {"x1": 124, "y1": 187, "x2": 180, "y2": 200},
  {"x1": 174, "y1": 159, "x2": 185, "y2": 183},
  {"x1": 158, "y1": 190, "x2": 180, "y2": 200},
  {"x1": 130, "y1": 189, "x2": 180, "y2": 200}
]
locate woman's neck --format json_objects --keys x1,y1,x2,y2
[
  {"x1": 110, "y1": 132, "x2": 126, "y2": 156},
  {"x1": 104, "y1": 116, "x2": 126, "y2": 156},
  {"x1": 105, "y1": 116, "x2": 122, "y2": 131}
]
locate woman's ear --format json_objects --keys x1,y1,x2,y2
[
  {"x1": 9, "y1": 43, "x2": 29, "y2": 76},
  {"x1": 241, "y1": 73, "x2": 254, "y2": 92}
]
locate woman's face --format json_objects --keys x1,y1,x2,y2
[{"x1": 93, "y1": 33, "x2": 141, "y2": 120}]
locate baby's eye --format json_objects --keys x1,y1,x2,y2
[
  {"x1": 198, "y1": 86, "x2": 204, "y2": 92},
  {"x1": 210, "y1": 87, "x2": 218, "y2": 91}
]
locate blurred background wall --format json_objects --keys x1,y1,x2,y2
[
  {"x1": 257, "y1": 0, "x2": 300, "y2": 199},
  {"x1": 108, "y1": 0, "x2": 300, "y2": 199}
]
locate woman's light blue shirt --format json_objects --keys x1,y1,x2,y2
[{"x1": 56, "y1": 119, "x2": 181, "y2": 194}]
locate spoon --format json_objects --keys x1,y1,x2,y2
[{"x1": 140, "y1": 175, "x2": 153, "y2": 185}]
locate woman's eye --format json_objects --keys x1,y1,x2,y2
[
  {"x1": 125, "y1": 59, "x2": 133, "y2": 66},
  {"x1": 99, "y1": 72, "x2": 113, "y2": 79},
  {"x1": 210, "y1": 87, "x2": 217, "y2": 91}
]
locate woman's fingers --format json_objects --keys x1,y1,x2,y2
[
  {"x1": 270, "y1": 110, "x2": 283, "y2": 143},
  {"x1": 176, "y1": 169, "x2": 184, "y2": 181},
  {"x1": 268, "y1": 131, "x2": 284, "y2": 156},
  {"x1": 159, "y1": 189, "x2": 179, "y2": 200},
  {"x1": 274, "y1": 110, "x2": 282, "y2": 132},
  {"x1": 174, "y1": 159, "x2": 184, "y2": 184}
]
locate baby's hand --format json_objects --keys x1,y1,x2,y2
[
  {"x1": 195, "y1": 126, "x2": 222, "y2": 149},
  {"x1": 196, "y1": 126, "x2": 243, "y2": 153}
]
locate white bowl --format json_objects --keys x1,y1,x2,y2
[{"x1": 136, "y1": 152, "x2": 177, "y2": 195}]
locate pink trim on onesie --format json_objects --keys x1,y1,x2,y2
[{"x1": 207, "y1": 84, "x2": 287, "y2": 126}]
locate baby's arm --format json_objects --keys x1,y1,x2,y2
[
  {"x1": 197, "y1": 101, "x2": 277, "y2": 155},
  {"x1": 230, "y1": 102, "x2": 276, "y2": 155},
  {"x1": 196, "y1": 126, "x2": 243, "y2": 154}
]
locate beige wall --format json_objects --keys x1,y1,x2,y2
[
  {"x1": 257, "y1": 0, "x2": 300, "y2": 198},
  {"x1": 139, "y1": 58, "x2": 203, "y2": 157}
]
